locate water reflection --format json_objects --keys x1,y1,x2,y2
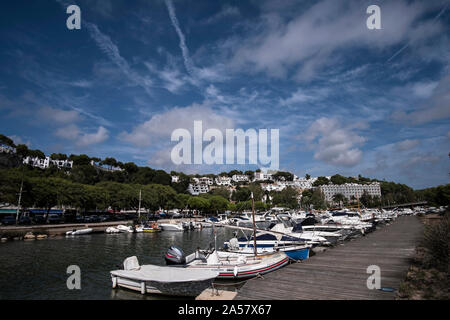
[{"x1": 0, "y1": 228, "x2": 236, "y2": 300}]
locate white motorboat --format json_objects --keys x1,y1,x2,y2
[
  {"x1": 111, "y1": 256, "x2": 218, "y2": 297},
  {"x1": 224, "y1": 238, "x2": 311, "y2": 261},
  {"x1": 116, "y1": 225, "x2": 134, "y2": 233},
  {"x1": 165, "y1": 246, "x2": 289, "y2": 279},
  {"x1": 270, "y1": 214, "x2": 333, "y2": 245},
  {"x1": 235, "y1": 212, "x2": 273, "y2": 229},
  {"x1": 66, "y1": 228, "x2": 93, "y2": 236},
  {"x1": 159, "y1": 222, "x2": 185, "y2": 231},
  {"x1": 106, "y1": 226, "x2": 120, "y2": 233}
]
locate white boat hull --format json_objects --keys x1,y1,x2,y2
[
  {"x1": 111, "y1": 262, "x2": 218, "y2": 297},
  {"x1": 66, "y1": 228, "x2": 93, "y2": 236},
  {"x1": 160, "y1": 223, "x2": 185, "y2": 231}
]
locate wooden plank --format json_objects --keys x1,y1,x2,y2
[{"x1": 235, "y1": 216, "x2": 422, "y2": 300}]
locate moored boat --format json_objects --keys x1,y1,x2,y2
[
  {"x1": 66, "y1": 228, "x2": 93, "y2": 236},
  {"x1": 165, "y1": 246, "x2": 289, "y2": 279},
  {"x1": 159, "y1": 222, "x2": 185, "y2": 231},
  {"x1": 111, "y1": 256, "x2": 218, "y2": 297}
]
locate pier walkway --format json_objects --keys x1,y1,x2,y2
[{"x1": 235, "y1": 216, "x2": 423, "y2": 300}]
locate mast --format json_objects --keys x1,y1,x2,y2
[
  {"x1": 138, "y1": 189, "x2": 142, "y2": 219},
  {"x1": 15, "y1": 179, "x2": 23, "y2": 225},
  {"x1": 357, "y1": 192, "x2": 361, "y2": 217},
  {"x1": 251, "y1": 192, "x2": 257, "y2": 256}
]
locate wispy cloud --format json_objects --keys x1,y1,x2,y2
[
  {"x1": 85, "y1": 22, "x2": 154, "y2": 96},
  {"x1": 164, "y1": 0, "x2": 195, "y2": 77}
]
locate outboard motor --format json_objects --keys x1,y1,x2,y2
[{"x1": 165, "y1": 245, "x2": 186, "y2": 265}]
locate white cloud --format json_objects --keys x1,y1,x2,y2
[
  {"x1": 164, "y1": 0, "x2": 195, "y2": 76},
  {"x1": 8, "y1": 135, "x2": 31, "y2": 147},
  {"x1": 86, "y1": 22, "x2": 154, "y2": 95},
  {"x1": 76, "y1": 126, "x2": 109, "y2": 147},
  {"x1": 55, "y1": 124, "x2": 80, "y2": 140},
  {"x1": 202, "y1": 5, "x2": 240, "y2": 25},
  {"x1": 394, "y1": 139, "x2": 420, "y2": 151},
  {"x1": 228, "y1": 0, "x2": 442, "y2": 80},
  {"x1": 40, "y1": 106, "x2": 80, "y2": 124},
  {"x1": 392, "y1": 74, "x2": 450, "y2": 124},
  {"x1": 303, "y1": 117, "x2": 367, "y2": 167},
  {"x1": 54, "y1": 124, "x2": 108, "y2": 147},
  {"x1": 120, "y1": 102, "x2": 235, "y2": 147}
]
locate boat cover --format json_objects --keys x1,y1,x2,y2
[{"x1": 111, "y1": 264, "x2": 219, "y2": 283}]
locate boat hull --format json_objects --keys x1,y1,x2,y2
[
  {"x1": 159, "y1": 224, "x2": 184, "y2": 231},
  {"x1": 284, "y1": 247, "x2": 309, "y2": 260},
  {"x1": 111, "y1": 275, "x2": 214, "y2": 297},
  {"x1": 216, "y1": 255, "x2": 289, "y2": 279}
]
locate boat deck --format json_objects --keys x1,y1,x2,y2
[{"x1": 235, "y1": 215, "x2": 423, "y2": 300}]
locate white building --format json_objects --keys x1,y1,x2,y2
[
  {"x1": 261, "y1": 183, "x2": 286, "y2": 192},
  {"x1": 187, "y1": 184, "x2": 210, "y2": 195},
  {"x1": 198, "y1": 177, "x2": 213, "y2": 185},
  {"x1": 90, "y1": 160, "x2": 123, "y2": 172},
  {"x1": 293, "y1": 177, "x2": 316, "y2": 189},
  {"x1": 320, "y1": 182, "x2": 381, "y2": 202},
  {"x1": 232, "y1": 174, "x2": 249, "y2": 183},
  {"x1": 215, "y1": 176, "x2": 232, "y2": 186},
  {"x1": 0, "y1": 145, "x2": 16, "y2": 154},
  {"x1": 171, "y1": 176, "x2": 179, "y2": 183},
  {"x1": 254, "y1": 172, "x2": 273, "y2": 181},
  {"x1": 23, "y1": 156, "x2": 73, "y2": 169}
]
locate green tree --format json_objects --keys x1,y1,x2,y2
[
  {"x1": 15, "y1": 144, "x2": 30, "y2": 158},
  {"x1": 187, "y1": 197, "x2": 210, "y2": 214},
  {"x1": 210, "y1": 187, "x2": 231, "y2": 199},
  {"x1": 332, "y1": 193, "x2": 345, "y2": 208},
  {"x1": 312, "y1": 176, "x2": 330, "y2": 186},
  {"x1": 69, "y1": 154, "x2": 91, "y2": 166},
  {"x1": 330, "y1": 174, "x2": 348, "y2": 185},
  {"x1": 209, "y1": 196, "x2": 229, "y2": 214},
  {"x1": 272, "y1": 187, "x2": 299, "y2": 209},
  {"x1": 310, "y1": 188, "x2": 327, "y2": 210},
  {"x1": 232, "y1": 187, "x2": 251, "y2": 202},
  {"x1": 0, "y1": 134, "x2": 15, "y2": 147}
]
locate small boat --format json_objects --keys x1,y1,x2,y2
[
  {"x1": 111, "y1": 256, "x2": 218, "y2": 297},
  {"x1": 66, "y1": 228, "x2": 93, "y2": 236},
  {"x1": 159, "y1": 222, "x2": 185, "y2": 231},
  {"x1": 116, "y1": 225, "x2": 134, "y2": 233},
  {"x1": 165, "y1": 246, "x2": 289, "y2": 279},
  {"x1": 142, "y1": 222, "x2": 161, "y2": 233},
  {"x1": 106, "y1": 227, "x2": 120, "y2": 233},
  {"x1": 224, "y1": 237, "x2": 311, "y2": 260}
]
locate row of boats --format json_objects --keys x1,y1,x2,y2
[{"x1": 109, "y1": 205, "x2": 426, "y2": 297}]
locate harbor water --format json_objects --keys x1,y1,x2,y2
[{"x1": 0, "y1": 228, "x2": 238, "y2": 300}]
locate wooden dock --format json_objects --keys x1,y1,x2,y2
[{"x1": 235, "y1": 216, "x2": 423, "y2": 300}]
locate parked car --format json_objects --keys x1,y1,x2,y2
[
  {"x1": 33, "y1": 215, "x2": 46, "y2": 224},
  {"x1": 47, "y1": 214, "x2": 61, "y2": 224},
  {"x1": 147, "y1": 213, "x2": 160, "y2": 220},
  {"x1": 124, "y1": 214, "x2": 137, "y2": 220},
  {"x1": 84, "y1": 215, "x2": 100, "y2": 223},
  {"x1": 75, "y1": 216, "x2": 85, "y2": 223},
  {"x1": 1, "y1": 216, "x2": 16, "y2": 225},
  {"x1": 19, "y1": 216, "x2": 31, "y2": 225},
  {"x1": 99, "y1": 215, "x2": 110, "y2": 222}
]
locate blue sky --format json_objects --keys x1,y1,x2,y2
[{"x1": 0, "y1": 0, "x2": 449, "y2": 189}]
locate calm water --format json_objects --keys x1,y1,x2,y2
[{"x1": 0, "y1": 228, "x2": 238, "y2": 300}]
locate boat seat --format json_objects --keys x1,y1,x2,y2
[{"x1": 123, "y1": 256, "x2": 140, "y2": 271}]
